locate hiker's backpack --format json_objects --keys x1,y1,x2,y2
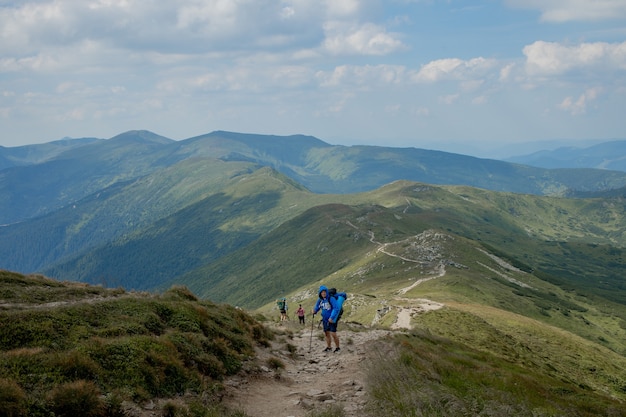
[{"x1": 328, "y1": 288, "x2": 347, "y2": 321}]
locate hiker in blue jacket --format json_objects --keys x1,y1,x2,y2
[{"x1": 312, "y1": 285, "x2": 344, "y2": 353}]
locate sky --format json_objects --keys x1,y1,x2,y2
[{"x1": 1, "y1": 0, "x2": 625, "y2": 157}]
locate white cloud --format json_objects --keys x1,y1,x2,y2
[
  {"x1": 322, "y1": 22, "x2": 405, "y2": 55},
  {"x1": 523, "y1": 40, "x2": 626, "y2": 75},
  {"x1": 558, "y1": 87, "x2": 602, "y2": 115},
  {"x1": 507, "y1": 0, "x2": 626, "y2": 22},
  {"x1": 317, "y1": 64, "x2": 406, "y2": 87},
  {"x1": 325, "y1": 0, "x2": 363, "y2": 17},
  {"x1": 499, "y1": 63, "x2": 515, "y2": 81},
  {"x1": 1, "y1": 0, "x2": 625, "y2": 148},
  {"x1": 411, "y1": 57, "x2": 497, "y2": 83},
  {"x1": 0, "y1": 54, "x2": 61, "y2": 72},
  {"x1": 0, "y1": 0, "x2": 391, "y2": 57},
  {"x1": 0, "y1": 0, "x2": 319, "y2": 54}
]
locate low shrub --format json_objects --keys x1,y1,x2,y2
[
  {"x1": 47, "y1": 380, "x2": 105, "y2": 417},
  {"x1": 0, "y1": 378, "x2": 27, "y2": 417},
  {"x1": 266, "y1": 357, "x2": 285, "y2": 370}
]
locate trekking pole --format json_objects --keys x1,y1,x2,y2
[{"x1": 308, "y1": 313, "x2": 315, "y2": 353}]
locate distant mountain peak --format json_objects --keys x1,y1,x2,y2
[{"x1": 109, "y1": 130, "x2": 174, "y2": 144}]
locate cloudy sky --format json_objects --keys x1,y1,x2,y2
[{"x1": 1, "y1": 0, "x2": 625, "y2": 156}]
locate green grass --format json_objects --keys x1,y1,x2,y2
[
  {"x1": 0, "y1": 271, "x2": 271, "y2": 416},
  {"x1": 366, "y1": 321, "x2": 626, "y2": 417}
]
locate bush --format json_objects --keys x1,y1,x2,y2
[
  {"x1": 47, "y1": 380, "x2": 105, "y2": 417},
  {"x1": 0, "y1": 378, "x2": 27, "y2": 417},
  {"x1": 266, "y1": 357, "x2": 285, "y2": 370},
  {"x1": 164, "y1": 286, "x2": 198, "y2": 301},
  {"x1": 56, "y1": 350, "x2": 102, "y2": 380}
]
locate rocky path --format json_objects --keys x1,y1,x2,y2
[{"x1": 223, "y1": 323, "x2": 394, "y2": 417}]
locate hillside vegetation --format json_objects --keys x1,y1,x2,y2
[
  {"x1": 0, "y1": 270, "x2": 272, "y2": 417},
  {"x1": 368, "y1": 318, "x2": 626, "y2": 416}
]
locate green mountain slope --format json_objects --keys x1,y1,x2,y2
[
  {"x1": 40, "y1": 166, "x2": 335, "y2": 289},
  {"x1": 176, "y1": 182, "x2": 626, "y2": 407},
  {"x1": 36, "y1": 178, "x2": 626, "y2": 313},
  {"x1": 370, "y1": 311, "x2": 626, "y2": 415},
  {"x1": 0, "y1": 137, "x2": 100, "y2": 169},
  {"x1": 0, "y1": 130, "x2": 175, "y2": 223},
  {"x1": 172, "y1": 181, "x2": 626, "y2": 353},
  {"x1": 0, "y1": 158, "x2": 270, "y2": 273}
]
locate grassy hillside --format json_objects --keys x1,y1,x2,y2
[
  {"x1": 40, "y1": 166, "x2": 342, "y2": 289},
  {"x1": 181, "y1": 181, "x2": 625, "y2": 304},
  {"x1": 216, "y1": 184, "x2": 626, "y2": 414},
  {"x1": 0, "y1": 131, "x2": 175, "y2": 224},
  {"x1": 0, "y1": 270, "x2": 273, "y2": 417},
  {"x1": 368, "y1": 311, "x2": 626, "y2": 416},
  {"x1": 0, "y1": 158, "x2": 275, "y2": 273},
  {"x1": 178, "y1": 203, "x2": 403, "y2": 307},
  {"x1": 0, "y1": 137, "x2": 101, "y2": 169}
]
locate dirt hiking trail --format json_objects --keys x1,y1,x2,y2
[
  {"x1": 223, "y1": 322, "x2": 394, "y2": 417},
  {"x1": 223, "y1": 294, "x2": 444, "y2": 417}
]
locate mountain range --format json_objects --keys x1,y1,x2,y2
[
  {"x1": 2, "y1": 130, "x2": 626, "y2": 413},
  {"x1": 1, "y1": 130, "x2": 625, "y2": 291},
  {"x1": 3, "y1": 130, "x2": 626, "y2": 225},
  {"x1": 506, "y1": 139, "x2": 626, "y2": 171}
]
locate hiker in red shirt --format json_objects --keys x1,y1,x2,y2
[{"x1": 297, "y1": 304, "x2": 305, "y2": 324}]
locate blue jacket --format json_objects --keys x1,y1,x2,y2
[{"x1": 313, "y1": 285, "x2": 345, "y2": 322}]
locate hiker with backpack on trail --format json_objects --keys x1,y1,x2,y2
[
  {"x1": 312, "y1": 285, "x2": 346, "y2": 353},
  {"x1": 277, "y1": 297, "x2": 288, "y2": 322}
]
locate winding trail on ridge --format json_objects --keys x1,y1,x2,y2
[{"x1": 343, "y1": 220, "x2": 447, "y2": 330}]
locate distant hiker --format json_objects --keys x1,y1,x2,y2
[
  {"x1": 297, "y1": 304, "x2": 306, "y2": 324},
  {"x1": 312, "y1": 285, "x2": 346, "y2": 353},
  {"x1": 277, "y1": 297, "x2": 288, "y2": 321}
]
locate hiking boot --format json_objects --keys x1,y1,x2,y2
[
  {"x1": 323, "y1": 347, "x2": 332, "y2": 352},
  {"x1": 334, "y1": 347, "x2": 341, "y2": 353}
]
